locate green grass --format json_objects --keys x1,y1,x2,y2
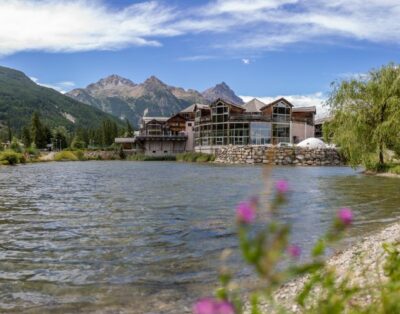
[
  {"x1": 388, "y1": 164, "x2": 400, "y2": 175},
  {"x1": 0, "y1": 149, "x2": 23, "y2": 165},
  {"x1": 54, "y1": 151, "x2": 79, "y2": 161},
  {"x1": 176, "y1": 152, "x2": 215, "y2": 162}
]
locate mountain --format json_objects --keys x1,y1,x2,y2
[
  {"x1": 67, "y1": 75, "x2": 244, "y2": 127},
  {"x1": 202, "y1": 82, "x2": 244, "y2": 105},
  {"x1": 0, "y1": 66, "x2": 123, "y2": 132}
]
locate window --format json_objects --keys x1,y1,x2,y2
[
  {"x1": 272, "y1": 124, "x2": 290, "y2": 143},
  {"x1": 272, "y1": 102, "x2": 291, "y2": 123},
  {"x1": 250, "y1": 122, "x2": 271, "y2": 145}
]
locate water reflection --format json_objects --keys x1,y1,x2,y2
[{"x1": 0, "y1": 162, "x2": 399, "y2": 313}]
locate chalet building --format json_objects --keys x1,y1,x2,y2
[
  {"x1": 115, "y1": 97, "x2": 316, "y2": 155},
  {"x1": 193, "y1": 98, "x2": 316, "y2": 151}
]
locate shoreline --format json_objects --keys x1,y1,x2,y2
[{"x1": 248, "y1": 221, "x2": 400, "y2": 313}]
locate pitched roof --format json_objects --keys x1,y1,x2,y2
[
  {"x1": 243, "y1": 98, "x2": 267, "y2": 113},
  {"x1": 142, "y1": 116, "x2": 169, "y2": 122},
  {"x1": 260, "y1": 97, "x2": 294, "y2": 110},
  {"x1": 210, "y1": 98, "x2": 245, "y2": 111},
  {"x1": 180, "y1": 103, "x2": 209, "y2": 113},
  {"x1": 292, "y1": 106, "x2": 317, "y2": 113}
]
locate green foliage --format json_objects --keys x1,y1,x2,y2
[
  {"x1": 326, "y1": 63, "x2": 400, "y2": 170},
  {"x1": 53, "y1": 126, "x2": 69, "y2": 150},
  {"x1": 176, "y1": 152, "x2": 215, "y2": 162},
  {"x1": 125, "y1": 119, "x2": 134, "y2": 137},
  {"x1": 198, "y1": 179, "x2": 400, "y2": 314},
  {"x1": 21, "y1": 126, "x2": 31, "y2": 148},
  {"x1": 0, "y1": 66, "x2": 124, "y2": 131},
  {"x1": 0, "y1": 149, "x2": 22, "y2": 165},
  {"x1": 54, "y1": 151, "x2": 79, "y2": 161},
  {"x1": 10, "y1": 137, "x2": 22, "y2": 153}
]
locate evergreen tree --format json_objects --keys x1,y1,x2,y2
[
  {"x1": 53, "y1": 126, "x2": 68, "y2": 150},
  {"x1": 126, "y1": 119, "x2": 134, "y2": 137},
  {"x1": 6, "y1": 120, "x2": 12, "y2": 143},
  {"x1": 31, "y1": 112, "x2": 47, "y2": 149},
  {"x1": 21, "y1": 126, "x2": 32, "y2": 148}
]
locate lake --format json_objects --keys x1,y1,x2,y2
[{"x1": 0, "y1": 161, "x2": 399, "y2": 313}]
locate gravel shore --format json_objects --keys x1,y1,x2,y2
[{"x1": 246, "y1": 222, "x2": 400, "y2": 313}]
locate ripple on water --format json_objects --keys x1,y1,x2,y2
[{"x1": 0, "y1": 162, "x2": 399, "y2": 312}]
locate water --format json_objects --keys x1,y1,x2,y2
[{"x1": 0, "y1": 161, "x2": 399, "y2": 313}]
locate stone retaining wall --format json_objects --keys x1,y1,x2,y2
[{"x1": 214, "y1": 145, "x2": 344, "y2": 166}]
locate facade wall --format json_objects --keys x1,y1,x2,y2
[
  {"x1": 291, "y1": 122, "x2": 315, "y2": 143},
  {"x1": 214, "y1": 145, "x2": 343, "y2": 166},
  {"x1": 143, "y1": 140, "x2": 186, "y2": 156},
  {"x1": 185, "y1": 121, "x2": 195, "y2": 151}
]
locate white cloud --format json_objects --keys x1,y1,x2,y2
[
  {"x1": 242, "y1": 58, "x2": 250, "y2": 65},
  {"x1": 240, "y1": 92, "x2": 330, "y2": 118},
  {"x1": 30, "y1": 76, "x2": 75, "y2": 94},
  {"x1": 178, "y1": 55, "x2": 217, "y2": 61},
  {"x1": 1, "y1": 0, "x2": 400, "y2": 56},
  {"x1": 0, "y1": 0, "x2": 177, "y2": 55}
]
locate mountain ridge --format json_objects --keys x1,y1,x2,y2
[
  {"x1": 67, "y1": 75, "x2": 244, "y2": 127},
  {"x1": 0, "y1": 65, "x2": 123, "y2": 132}
]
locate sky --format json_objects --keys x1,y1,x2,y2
[{"x1": 1, "y1": 0, "x2": 400, "y2": 116}]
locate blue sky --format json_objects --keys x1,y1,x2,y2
[{"x1": 0, "y1": 0, "x2": 399, "y2": 113}]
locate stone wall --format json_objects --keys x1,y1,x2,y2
[{"x1": 214, "y1": 145, "x2": 344, "y2": 166}]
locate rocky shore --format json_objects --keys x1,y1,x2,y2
[
  {"x1": 246, "y1": 222, "x2": 400, "y2": 313},
  {"x1": 214, "y1": 145, "x2": 344, "y2": 166}
]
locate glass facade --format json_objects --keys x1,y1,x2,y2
[
  {"x1": 250, "y1": 122, "x2": 271, "y2": 145},
  {"x1": 194, "y1": 100, "x2": 294, "y2": 147}
]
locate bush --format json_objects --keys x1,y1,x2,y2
[
  {"x1": 176, "y1": 152, "x2": 215, "y2": 162},
  {"x1": 0, "y1": 150, "x2": 22, "y2": 165},
  {"x1": 74, "y1": 150, "x2": 86, "y2": 161},
  {"x1": 389, "y1": 164, "x2": 400, "y2": 175},
  {"x1": 54, "y1": 151, "x2": 78, "y2": 161}
]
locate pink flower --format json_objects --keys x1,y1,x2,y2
[
  {"x1": 193, "y1": 298, "x2": 235, "y2": 314},
  {"x1": 216, "y1": 301, "x2": 235, "y2": 314},
  {"x1": 287, "y1": 244, "x2": 301, "y2": 258},
  {"x1": 338, "y1": 207, "x2": 353, "y2": 226},
  {"x1": 236, "y1": 201, "x2": 256, "y2": 224},
  {"x1": 193, "y1": 298, "x2": 216, "y2": 314},
  {"x1": 276, "y1": 180, "x2": 288, "y2": 194}
]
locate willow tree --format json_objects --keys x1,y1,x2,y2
[{"x1": 326, "y1": 63, "x2": 400, "y2": 170}]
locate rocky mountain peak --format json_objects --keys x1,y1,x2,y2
[
  {"x1": 93, "y1": 74, "x2": 136, "y2": 88},
  {"x1": 202, "y1": 82, "x2": 244, "y2": 105},
  {"x1": 143, "y1": 75, "x2": 166, "y2": 87}
]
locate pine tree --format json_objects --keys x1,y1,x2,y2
[
  {"x1": 31, "y1": 112, "x2": 47, "y2": 148},
  {"x1": 126, "y1": 119, "x2": 134, "y2": 137},
  {"x1": 22, "y1": 126, "x2": 32, "y2": 148}
]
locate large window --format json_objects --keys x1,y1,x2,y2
[
  {"x1": 273, "y1": 102, "x2": 291, "y2": 123},
  {"x1": 250, "y1": 122, "x2": 271, "y2": 145},
  {"x1": 272, "y1": 124, "x2": 290, "y2": 143}
]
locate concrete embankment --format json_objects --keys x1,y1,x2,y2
[{"x1": 214, "y1": 145, "x2": 344, "y2": 166}]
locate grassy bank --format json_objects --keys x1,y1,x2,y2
[{"x1": 0, "y1": 150, "x2": 25, "y2": 165}]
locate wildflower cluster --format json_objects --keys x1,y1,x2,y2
[{"x1": 194, "y1": 178, "x2": 400, "y2": 314}]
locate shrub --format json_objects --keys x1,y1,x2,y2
[
  {"x1": 0, "y1": 150, "x2": 21, "y2": 165},
  {"x1": 54, "y1": 151, "x2": 78, "y2": 161},
  {"x1": 389, "y1": 164, "x2": 400, "y2": 175},
  {"x1": 74, "y1": 150, "x2": 86, "y2": 161}
]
